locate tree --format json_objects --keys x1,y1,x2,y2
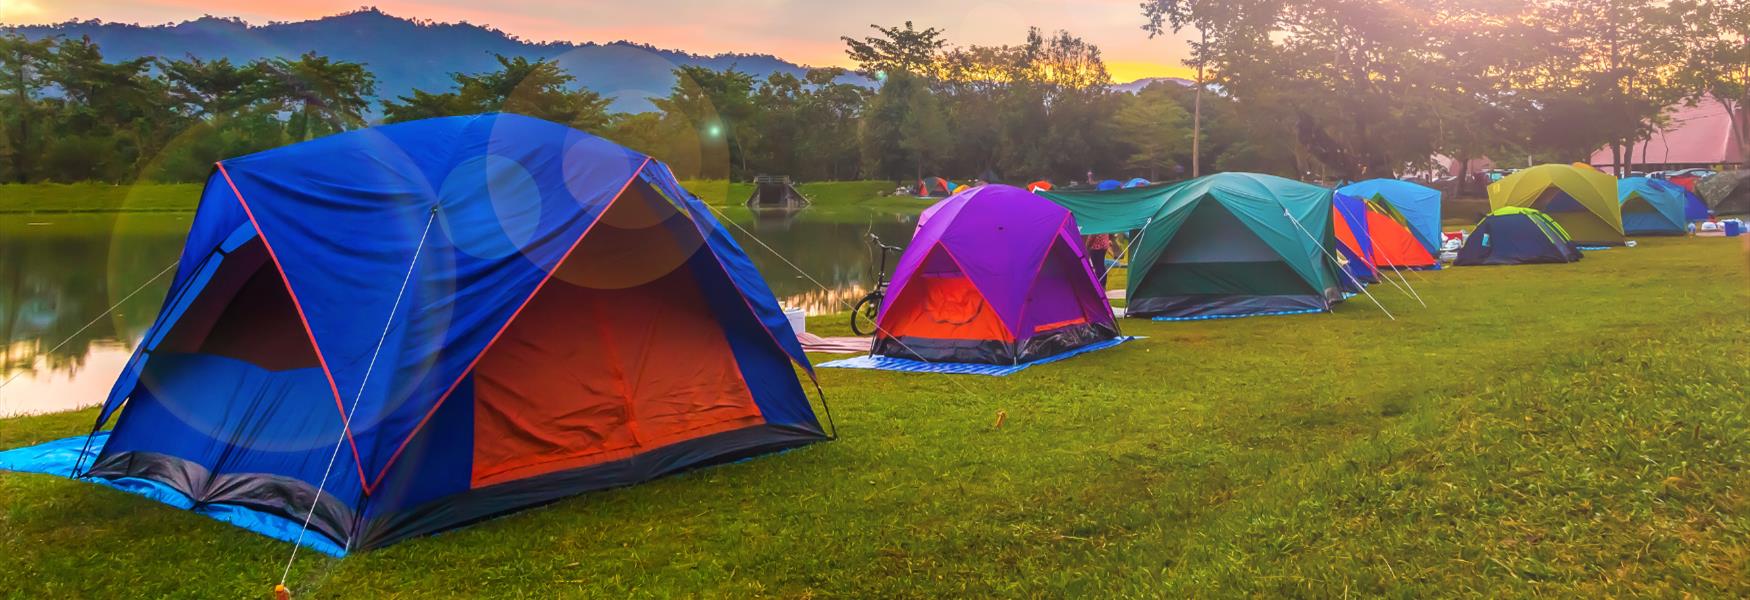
[
  {"x1": 261, "y1": 52, "x2": 375, "y2": 141},
  {"x1": 160, "y1": 56, "x2": 261, "y2": 117},
  {"x1": 1671, "y1": 0, "x2": 1749, "y2": 165},
  {"x1": 1114, "y1": 84, "x2": 1191, "y2": 179},
  {"x1": 0, "y1": 34, "x2": 54, "y2": 182},
  {"x1": 651, "y1": 65, "x2": 757, "y2": 179},
  {"x1": 382, "y1": 55, "x2": 612, "y2": 132},
  {"x1": 842, "y1": 22, "x2": 948, "y2": 79}
]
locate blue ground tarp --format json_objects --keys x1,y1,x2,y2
[
  {"x1": 0, "y1": 433, "x2": 348, "y2": 557},
  {"x1": 818, "y1": 336, "x2": 1137, "y2": 376}
]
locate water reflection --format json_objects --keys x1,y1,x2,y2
[
  {"x1": 0, "y1": 208, "x2": 917, "y2": 418},
  {"x1": 1, "y1": 214, "x2": 186, "y2": 417}
]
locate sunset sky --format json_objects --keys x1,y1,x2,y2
[{"x1": 1, "y1": 0, "x2": 1196, "y2": 82}]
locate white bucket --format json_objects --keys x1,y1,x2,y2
[{"x1": 784, "y1": 307, "x2": 806, "y2": 334}]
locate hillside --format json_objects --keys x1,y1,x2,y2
[
  {"x1": 7, "y1": 8, "x2": 830, "y2": 113},
  {"x1": 10, "y1": 8, "x2": 1167, "y2": 115}
]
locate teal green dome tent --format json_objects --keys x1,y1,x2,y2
[
  {"x1": 1618, "y1": 177, "x2": 1690, "y2": 235},
  {"x1": 1040, "y1": 173, "x2": 1346, "y2": 319}
]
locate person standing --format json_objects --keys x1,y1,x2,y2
[{"x1": 1085, "y1": 233, "x2": 1113, "y2": 286}]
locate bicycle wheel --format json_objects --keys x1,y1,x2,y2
[{"x1": 850, "y1": 293, "x2": 882, "y2": 336}]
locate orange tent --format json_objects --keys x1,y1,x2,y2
[{"x1": 1363, "y1": 209, "x2": 1438, "y2": 269}]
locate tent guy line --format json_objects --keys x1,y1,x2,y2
[
  {"x1": 282, "y1": 208, "x2": 437, "y2": 583},
  {"x1": 1281, "y1": 207, "x2": 1396, "y2": 321}
]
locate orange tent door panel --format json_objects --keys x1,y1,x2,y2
[
  {"x1": 879, "y1": 247, "x2": 1014, "y2": 342},
  {"x1": 467, "y1": 196, "x2": 766, "y2": 489},
  {"x1": 1364, "y1": 209, "x2": 1437, "y2": 268}
]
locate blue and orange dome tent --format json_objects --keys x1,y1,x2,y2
[{"x1": 66, "y1": 113, "x2": 829, "y2": 555}]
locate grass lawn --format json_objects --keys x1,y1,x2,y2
[{"x1": 2, "y1": 236, "x2": 1748, "y2": 597}]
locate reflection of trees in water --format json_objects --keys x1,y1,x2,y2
[
  {"x1": 726, "y1": 214, "x2": 917, "y2": 314},
  {"x1": 0, "y1": 219, "x2": 183, "y2": 379}
]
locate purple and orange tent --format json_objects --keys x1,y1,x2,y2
[{"x1": 872, "y1": 185, "x2": 1119, "y2": 364}]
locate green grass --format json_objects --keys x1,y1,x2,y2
[
  {"x1": 2, "y1": 238, "x2": 1747, "y2": 597},
  {"x1": 0, "y1": 183, "x2": 205, "y2": 213}
]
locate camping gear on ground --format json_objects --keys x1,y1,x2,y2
[
  {"x1": 1726, "y1": 219, "x2": 1745, "y2": 237},
  {"x1": 917, "y1": 177, "x2": 954, "y2": 197},
  {"x1": 872, "y1": 184, "x2": 1120, "y2": 364},
  {"x1": 1487, "y1": 164, "x2": 1624, "y2": 245},
  {"x1": 1618, "y1": 177, "x2": 1691, "y2": 235},
  {"x1": 796, "y1": 332, "x2": 873, "y2": 354},
  {"x1": 1040, "y1": 173, "x2": 1348, "y2": 319},
  {"x1": 746, "y1": 175, "x2": 810, "y2": 208},
  {"x1": 1453, "y1": 207, "x2": 1583, "y2": 266},
  {"x1": 1123, "y1": 178, "x2": 1152, "y2": 189},
  {"x1": 1698, "y1": 171, "x2": 1750, "y2": 214},
  {"x1": 818, "y1": 336, "x2": 1135, "y2": 376},
  {"x1": 1097, "y1": 179, "x2": 1123, "y2": 191},
  {"x1": 34, "y1": 113, "x2": 828, "y2": 555},
  {"x1": 1336, "y1": 179, "x2": 1444, "y2": 255}
]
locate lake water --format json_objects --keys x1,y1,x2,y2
[{"x1": 0, "y1": 208, "x2": 919, "y2": 418}]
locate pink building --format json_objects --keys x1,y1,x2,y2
[{"x1": 1591, "y1": 96, "x2": 1746, "y2": 171}]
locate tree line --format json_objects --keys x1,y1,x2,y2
[
  {"x1": 1141, "y1": 0, "x2": 1748, "y2": 188},
  {"x1": 1, "y1": 1, "x2": 1744, "y2": 188}
]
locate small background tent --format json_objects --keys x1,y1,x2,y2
[
  {"x1": 1027, "y1": 180, "x2": 1053, "y2": 193},
  {"x1": 63, "y1": 114, "x2": 827, "y2": 554},
  {"x1": 1698, "y1": 171, "x2": 1750, "y2": 214},
  {"x1": 1123, "y1": 178, "x2": 1152, "y2": 189},
  {"x1": 874, "y1": 185, "x2": 1118, "y2": 363},
  {"x1": 1618, "y1": 176, "x2": 1690, "y2": 235},
  {"x1": 1488, "y1": 164, "x2": 1623, "y2": 244},
  {"x1": 745, "y1": 175, "x2": 810, "y2": 209},
  {"x1": 1454, "y1": 207, "x2": 1582, "y2": 266},
  {"x1": 917, "y1": 177, "x2": 954, "y2": 197},
  {"x1": 1096, "y1": 179, "x2": 1123, "y2": 191},
  {"x1": 1336, "y1": 179, "x2": 1443, "y2": 255},
  {"x1": 1040, "y1": 173, "x2": 1346, "y2": 319}
]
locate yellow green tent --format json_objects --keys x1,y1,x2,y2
[{"x1": 1486, "y1": 164, "x2": 1623, "y2": 244}]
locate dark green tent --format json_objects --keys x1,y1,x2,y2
[{"x1": 1040, "y1": 173, "x2": 1346, "y2": 319}]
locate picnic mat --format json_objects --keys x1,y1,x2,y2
[
  {"x1": 0, "y1": 432, "x2": 349, "y2": 557},
  {"x1": 816, "y1": 336, "x2": 1137, "y2": 376},
  {"x1": 796, "y1": 332, "x2": 873, "y2": 354}
]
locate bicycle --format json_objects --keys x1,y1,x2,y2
[{"x1": 850, "y1": 233, "x2": 904, "y2": 336}]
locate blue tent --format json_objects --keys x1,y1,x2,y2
[
  {"x1": 1681, "y1": 189, "x2": 1710, "y2": 222},
  {"x1": 44, "y1": 114, "x2": 827, "y2": 554},
  {"x1": 1332, "y1": 192, "x2": 1378, "y2": 285},
  {"x1": 1619, "y1": 176, "x2": 1690, "y2": 235},
  {"x1": 1454, "y1": 208, "x2": 1582, "y2": 266},
  {"x1": 1096, "y1": 179, "x2": 1123, "y2": 191},
  {"x1": 1336, "y1": 179, "x2": 1443, "y2": 254},
  {"x1": 1122, "y1": 178, "x2": 1151, "y2": 189}
]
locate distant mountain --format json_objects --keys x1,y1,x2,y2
[
  {"x1": 7, "y1": 8, "x2": 850, "y2": 114},
  {"x1": 1112, "y1": 77, "x2": 1195, "y2": 94}
]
